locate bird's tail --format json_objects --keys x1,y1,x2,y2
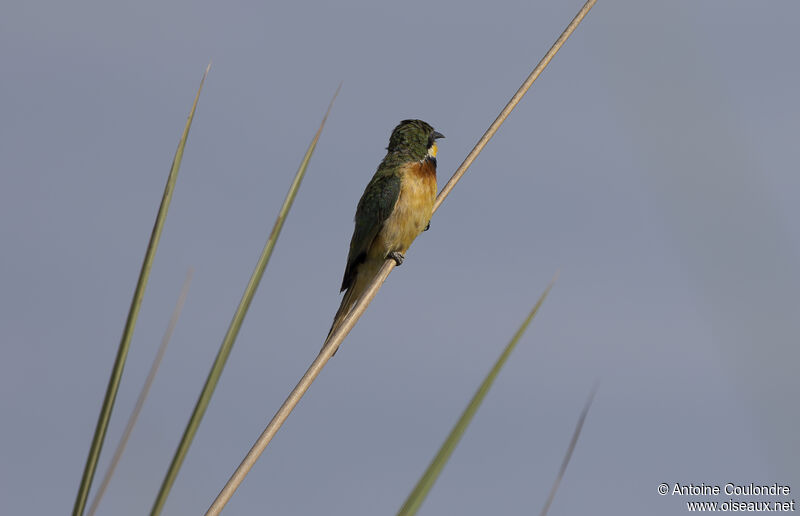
[
  {"x1": 322, "y1": 287, "x2": 358, "y2": 355},
  {"x1": 322, "y1": 260, "x2": 379, "y2": 355}
]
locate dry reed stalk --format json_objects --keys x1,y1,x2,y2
[{"x1": 206, "y1": 2, "x2": 597, "y2": 513}]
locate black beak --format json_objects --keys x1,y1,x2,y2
[{"x1": 432, "y1": 131, "x2": 445, "y2": 140}]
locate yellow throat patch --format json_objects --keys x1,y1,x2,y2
[{"x1": 427, "y1": 142, "x2": 438, "y2": 159}]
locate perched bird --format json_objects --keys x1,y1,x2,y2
[{"x1": 324, "y1": 119, "x2": 444, "y2": 353}]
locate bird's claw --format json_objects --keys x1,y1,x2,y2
[
  {"x1": 388, "y1": 251, "x2": 405, "y2": 266},
  {"x1": 424, "y1": 222, "x2": 430, "y2": 232}
]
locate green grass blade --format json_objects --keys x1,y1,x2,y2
[
  {"x1": 396, "y1": 275, "x2": 556, "y2": 516},
  {"x1": 150, "y1": 85, "x2": 340, "y2": 516},
  {"x1": 86, "y1": 268, "x2": 194, "y2": 516},
  {"x1": 72, "y1": 63, "x2": 210, "y2": 516}
]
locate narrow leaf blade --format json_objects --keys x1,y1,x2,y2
[
  {"x1": 72, "y1": 64, "x2": 210, "y2": 516},
  {"x1": 397, "y1": 276, "x2": 556, "y2": 516},
  {"x1": 150, "y1": 86, "x2": 339, "y2": 516}
]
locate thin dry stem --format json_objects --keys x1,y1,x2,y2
[
  {"x1": 434, "y1": 0, "x2": 597, "y2": 213},
  {"x1": 206, "y1": 2, "x2": 596, "y2": 513},
  {"x1": 539, "y1": 384, "x2": 598, "y2": 516},
  {"x1": 87, "y1": 269, "x2": 194, "y2": 516}
]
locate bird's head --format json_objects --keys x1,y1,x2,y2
[{"x1": 387, "y1": 119, "x2": 445, "y2": 161}]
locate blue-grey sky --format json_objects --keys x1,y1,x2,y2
[{"x1": 1, "y1": 1, "x2": 798, "y2": 514}]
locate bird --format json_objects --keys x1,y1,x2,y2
[{"x1": 323, "y1": 119, "x2": 444, "y2": 354}]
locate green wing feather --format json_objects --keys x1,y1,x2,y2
[{"x1": 341, "y1": 170, "x2": 401, "y2": 291}]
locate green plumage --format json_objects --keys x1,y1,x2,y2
[
  {"x1": 386, "y1": 119, "x2": 436, "y2": 162},
  {"x1": 341, "y1": 172, "x2": 401, "y2": 290}
]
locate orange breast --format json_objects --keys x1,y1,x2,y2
[{"x1": 371, "y1": 160, "x2": 437, "y2": 258}]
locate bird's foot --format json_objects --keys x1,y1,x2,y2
[
  {"x1": 388, "y1": 251, "x2": 405, "y2": 266},
  {"x1": 424, "y1": 222, "x2": 430, "y2": 232}
]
